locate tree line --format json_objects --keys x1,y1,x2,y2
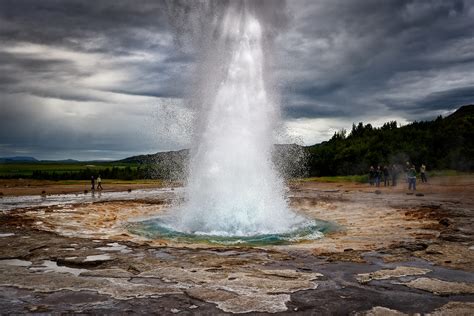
[
  {"x1": 28, "y1": 164, "x2": 185, "y2": 181},
  {"x1": 306, "y1": 105, "x2": 473, "y2": 176}
]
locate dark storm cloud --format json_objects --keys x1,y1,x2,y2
[
  {"x1": 284, "y1": 103, "x2": 348, "y2": 119},
  {"x1": 0, "y1": 50, "x2": 104, "y2": 102},
  {"x1": 0, "y1": 0, "x2": 191, "y2": 159},
  {"x1": 0, "y1": 0, "x2": 188, "y2": 99},
  {"x1": 420, "y1": 87, "x2": 474, "y2": 109},
  {"x1": 0, "y1": 97, "x2": 164, "y2": 160},
  {"x1": 280, "y1": 0, "x2": 474, "y2": 121},
  {"x1": 0, "y1": 0, "x2": 169, "y2": 51},
  {"x1": 1, "y1": 0, "x2": 474, "y2": 159},
  {"x1": 0, "y1": 52, "x2": 70, "y2": 73},
  {"x1": 384, "y1": 86, "x2": 474, "y2": 117}
]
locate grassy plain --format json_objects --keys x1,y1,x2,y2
[
  {"x1": 296, "y1": 175, "x2": 368, "y2": 183},
  {"x1": 294, "y1": 170, "x2": 470, "y2": 184},
  {"x1": 0, "y1": 162, "x2": 138, "y2": 177}
]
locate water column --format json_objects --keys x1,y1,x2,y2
[{"x1": 172, "y1": 4, "x2": 305, "y2": 236}]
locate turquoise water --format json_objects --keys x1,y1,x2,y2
[{"x1": 127, "y1": 217, "x2": 337, "y2": 246}]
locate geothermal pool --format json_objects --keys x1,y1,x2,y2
[
  {"x1": 1, "y1": 188, "x2": 335, "y2": 246},
  {"x1": 127, "y1": 216, "x2": 335, "y2": 246}
]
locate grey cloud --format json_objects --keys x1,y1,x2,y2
[
  {"x1": 104, "y1": 89, "x2": 180, "y2": 99},
  {"x1": 390, "y1": 86, "x2": 474, "y2": 117},
  {"x1": 0, "y1": 52, "x2": 71, "y2": 73},
  {"x1": 0, "y1": 52, "x2": 103, "y2": 102},
  {"x1": 0, "y1": 0, "x2": 170, "y2": 52},
  {"x1": 1, "y1": 0, "x2": 474, "y2": 159},
  {"x1": 24, "y1": 89, "x2": 107, "y2": 103},
  {"x1": 0, "y1": 97, "x2": 172, "y2": 160},
  {"x1": 283, "y1": 103, "x2": 348, "y2": 119},
  {"x1": 279, "y1": 0, "x2": 474, "y2": 121},
  {"x1": 0, "y1": 0, "x2": 186, "y2": 103},
  {"x1": 421, "y1": 87, "x2": 474, "y2": 108}
]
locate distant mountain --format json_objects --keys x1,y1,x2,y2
[
  {"x1": 445, "y1": 104, "x2": 474, "y2": 121},
  {"x1": 0, "y1": 157, "x2": 83, "y2": 163},
  {"x1": 40, "y1": 159, "x2": 80, "y2": 163},
  {"x1": 57, "y1": 159, "x2": 80, "y2": 163},
  {"x1": 119, "y1": 149, "x2": 189, "y2": 164},
  {"x1": 119, "y1": 144, "x2": 308, "y2": 179},
  {"x1": 118, "y1": 149, "x2": 189, "y2": 179},
  {"x1": 0, "y1": 156, "x2": 38, "y2": 163}
]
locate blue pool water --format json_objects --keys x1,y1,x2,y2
[{"x1": 127, "y1": 217, "x2": 337, "y2": 246}]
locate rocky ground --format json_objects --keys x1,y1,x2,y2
[{"x1": 0, "y1": 176, "x2": 473, "y2": 314}]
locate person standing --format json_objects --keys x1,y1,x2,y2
[
  {"x1": 369, "y1": 166, "x2": 375, "y2": 186},
  {"x1": 375, "y1": 165, "x2": 382, "y2": 187},
  {"x1": 405, "y1": 161, "x2": 411, "y2": 183},
  {"x1": 420, "y1": 164, "x2": 427, "y2": 183},
  {"x1": 97, "y1": 175, "x2": 103, "y2": 190},
  {"x1": 90, "y1": 176, "x2": 95, "y2": 191},
  {"x1": 391, "y1": 164, "x2": 398, "y2": 186},
  {"x1": 383, "y1": 165, "x2": 390, "y2": 187},
  {"x1": 408, "y1": 165, "x2": 417, "y2": 191}
]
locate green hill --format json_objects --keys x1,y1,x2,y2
[{"x1": 306, "y1": 105, "x2": 474, "y2": 176}]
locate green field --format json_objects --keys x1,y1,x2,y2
[
  {"x1": 0, "y1": 162, "x2": 138, "y2": 178},
  {"x1": 1, "y1": 162, "x2": 471, "y2": 182},
  {"x1": 295, "y1": 175, "x2": 368, "y2": 183},
  {"x1": 293, "y1": 170, "x2": 471, "y2": 184}
]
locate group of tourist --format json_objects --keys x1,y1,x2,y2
[
  {"x1": 368, "y1": 163, "x2": 427, "y2": 190},
  {"x1": 90, "y1": 175, "x2": 103, "y2": 191}
]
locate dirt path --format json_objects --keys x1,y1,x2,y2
[
  {"x1": 0, "y1": 179, "x2": 180, "y2": 196},
  {"x1": 1, "y1": 175, "x2": 473, "y2": 197}
]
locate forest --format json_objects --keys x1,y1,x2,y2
[{"x1": 306, "y1": 105, "x2": 474, "y2": 176}]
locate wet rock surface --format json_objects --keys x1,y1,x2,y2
[
  {"x1": 0, "y1": 178, "x2": 473, "y2": 314},
  {"x1": 355, "y1": 266, "x2": 431, "y2": 284},
  {"x1": 399, "y1": 277, "x2": 474, "y2": 295}
]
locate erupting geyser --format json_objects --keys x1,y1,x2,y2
[
  {"x1": 130, "y1": 1, "x2": 329, "y2": 243},
  {"x1": 173, "y1": 4, "x2": 306, "y2": 236}
]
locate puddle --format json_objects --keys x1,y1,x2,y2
[
  {"x1": 30, "y1": 260, "x2": 88, "y2": 276},
  {"x1": 0, "y1": 188, "x2": 182, "y2": 211},
  {"x1": 96, "y1": 242, "x2": 132, "y2": 253},
  {"x1": 84, "y1": 254, "x2": 112, "y2": 262},
  {"x1": 0, "y1": 259, "x2": 32, "y2": 267}
]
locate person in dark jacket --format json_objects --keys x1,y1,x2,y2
[
  {"x1": 91, "y1": 176, "x2": 95, "y2": 191},
  {"x1": 383, "y1": 165, "x2": 390, "y2": 187},
  {"x1": 408, "y1": 165, "x2": 417, "y2": 190},
  {"x1": 375, "y1": 165, "x2": 382, "y2": 187},
  {"x1": 369, "y1": 166, "x2": 375, "y2": 186},
  {"x1": 391, "y1": 164, "x2": 399, "y2": 186}
]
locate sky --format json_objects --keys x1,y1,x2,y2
[{"x1": 1, "y1": 0, "x2": 473, "y2": 160}]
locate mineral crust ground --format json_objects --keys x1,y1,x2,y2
[{"x1": 0, "y1": 176, "x2": 473, "y2": 314}]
